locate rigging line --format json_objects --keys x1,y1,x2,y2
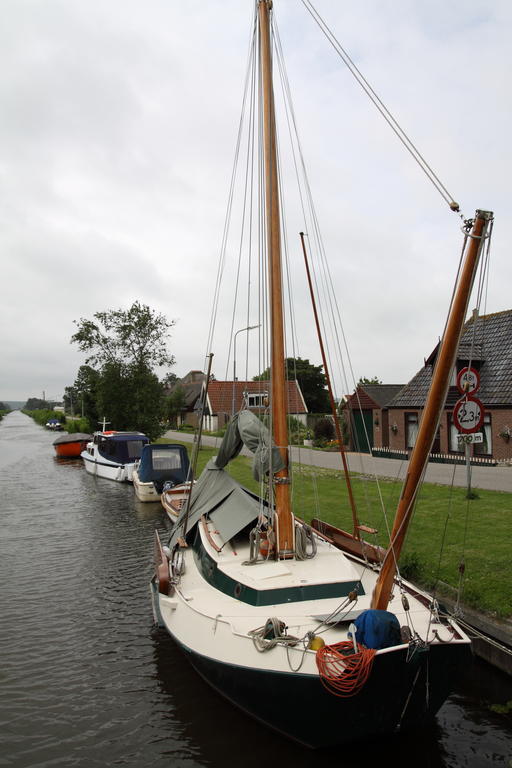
[
  {"x1": 243, "y1": 57, "x2": 257, "y2": 385},
  {"x1": 274, "y1": 19, "x2": 390, "y2": 526},
  {"x1": 274, "y1": 20, "x2": 363, "y2": 420},
  {"x1": 467, "y1": 220, "x2": 493, "y2": 363},
  {"x1": 274, "y1": 23, "x2": 348, "y2": 415},
  {"x1": 274, "y1": 21, "x2": 341, "y2": 518},
  {"x1": 274, "y1": 25, "x2": 341, "y2": 395},
  {"x1": 224, "y1": 33, "x2": 259, "y2": 384},
  {"x1": 427, "y1": 460, "x2": 459, "y2": 638},
  {"x1": 206, "y1": 12, "x2": 258, "y2": 361},
  {"x1": 300, "y1": 0, "x2": 461, "y2": 215}
]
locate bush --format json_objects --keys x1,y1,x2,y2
[
  {"x1": 313, "y1": 417, "x2": 335, "y2": 445},
  {"x1": 24, "y1": 409, "x2": 65, "y2": 427},
  {"x1": 65, "y1": 417, "x2": 92, "y2": 434}
]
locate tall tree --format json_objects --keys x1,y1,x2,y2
[
  {"x1": 71, "y1": 303, "x2": 175, "y2": 440},
  {"x1": 74, "y1": 365, "x2": 101, "y2": 426},
  {"x1": 71, "y1": 301, "x2": 175, "y2": 369},
  {"x1": 253, "y1": 357, "x2": 329, "y2": 413}
]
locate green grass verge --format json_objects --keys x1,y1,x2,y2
[{"x1": 159, "y1": 439, "x2": 512, "y2": 619}]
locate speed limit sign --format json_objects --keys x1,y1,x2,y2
[{"x1": 453, "y1": 396, "x2": 485, "y2": 434}]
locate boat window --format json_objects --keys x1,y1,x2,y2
[
  {"x1": 127, "y1": 440, "x2": 145, "y2": 458},
  {"x1": 151, "y1": 448, "x2": 182, "y2": 470}
]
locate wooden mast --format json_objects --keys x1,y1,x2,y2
[
  {"x1": 258, "y1": 0, "x2": 294, "y2": 556},
  {"x1": 371, "y1": 210, "x2": 493, "y2": 610}
]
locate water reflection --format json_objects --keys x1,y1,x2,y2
[{"x1": 1, "y1": 410, "x2": 510, "y2": 768}]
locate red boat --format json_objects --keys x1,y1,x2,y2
[{"x1": 53, "y1": 432, "x2": 92, "y2": 458}]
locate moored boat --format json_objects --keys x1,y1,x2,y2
[
  {"x1": 53, "y1": 432, "x2": 92, "y2": 458},
  {"x1": 46, "y1": 418, "x2": 63, "y2": 431},
  {"x1": 132, "y1": 443, "x2": 190, "y2": 503},
  {"x1": 81, "y1": 430, "x2": 149, "y2": 482},
  {"x1": 150, "y1": 0, "x2": 493, "y2": 750}
]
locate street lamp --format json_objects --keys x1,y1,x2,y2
[{"x1": 232, "y1": 324, "x2": 260, "y2": 414}]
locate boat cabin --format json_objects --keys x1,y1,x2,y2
[
  {"x1": 92, "y1": 432, "x2": 149, "y2": 463},
  {"x1": 137, "y1": 443, "x2": 190, "y2": 493}
]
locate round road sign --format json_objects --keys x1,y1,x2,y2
[
  {"x1": 456, "y1": 366, "x2": 480, "y2": 395},
  {"x1": 453, "y1": 396, "x2": 485, "y2": 434}
]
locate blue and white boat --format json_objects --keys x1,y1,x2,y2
[
  {"x1": 133, "y1": 443, "x2": 190, "y2": 503},
  {"x1": 81, "y1": 430, "x2": 149, "y2": 482}
]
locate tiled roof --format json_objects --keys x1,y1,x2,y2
[
  {"x1": 168, "y1": 372, "x2": 205, "y2": 408},
  {"x1": 346, "y1": 384, "x2": 405, "y2": 409},
  {"x1": 390, "y1": 309, "x2": 512, "y2": 408},
  {"x1": 206, "y1": 380, "x2": 308, "y2": 415}
]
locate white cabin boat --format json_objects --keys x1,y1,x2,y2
[{"x1": 81, "y1": 430, "x2": 149, "y2": 482}]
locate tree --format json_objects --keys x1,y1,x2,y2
[
  {"x1": 73, "y1": 365, "x2": 101, "y2": 426},
  {"x1": 70, "y1": 304, "x2": 175, "y2": 441},
  {"x1": 24, "y1": 397, "x2": 48, "y2": 410},
  {"x1": 358, "y1": 376, "x2": 382, "y2": 386},
  {"x1": 94, "y1": 361, "x2": 164, "y2": 439},
  {"x1": 253, "y1": 357, "x2": 329, "y2": 413},
  {"x1": 71, "y1": 301, "x2": 175, "y2": 369}
]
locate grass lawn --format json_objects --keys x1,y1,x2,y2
[{"x1": 160, "y1": 439, "x2": 512, "y2": 619}]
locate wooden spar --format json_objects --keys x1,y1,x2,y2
[
  {"x1": 258, "y1": 0, "x2": 294, "y2": 556},
  {"x1": 371, "y1": 210, "x2": 493, "y2": 611},
  {"x1": 299, "y1": 232, "x2": 361, "y2": 537}
]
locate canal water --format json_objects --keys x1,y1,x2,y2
[{"x1": 1, "y1": 410, "x2": 510, "y2": 768}]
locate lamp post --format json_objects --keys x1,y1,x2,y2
[{"x1": 232, "y1": 324, "x2": 260, "y2": 415}]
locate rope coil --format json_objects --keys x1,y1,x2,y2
[{"x1": 315, "y1": 641, "x2": 376, "y2": 697}]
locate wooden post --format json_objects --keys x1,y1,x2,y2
[{"x1": 371, "y1": 210, "x2": 493, "y2": 610}]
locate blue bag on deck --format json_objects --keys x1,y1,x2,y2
[{"x1": 349, "y1": 609, "x2": 401, "y2": 650}]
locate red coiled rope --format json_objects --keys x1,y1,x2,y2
[{"x1": 315, "y1": 641, "x2": 376, "y2": 697}]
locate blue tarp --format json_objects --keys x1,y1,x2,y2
[
  {"x1": 137, "y1": 443, "x2": 190, "y2": 492},
  {"x1": 348, "y1": 609, "x2": 401, "y2": 650}
]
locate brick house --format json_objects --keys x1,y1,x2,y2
[
  {"x1": 345, "y1": 384, "x2": 404, "y2": 453},
  {"x1": 167, "y1": 374, "x2": 308, "y2": 432},
  {"x1": 202, "y1": 380, "x2": 308, "y2": 432},
  {"x1": 387, "y1": 310, "x2": 512, "y2": 462}
]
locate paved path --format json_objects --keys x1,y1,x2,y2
[{"x1": 163, "y1": 430, "x2": 512, "y2": 493}]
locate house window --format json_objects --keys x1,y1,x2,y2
[
  {"x1": 247, "y1": 392, "x2": 268, "y2": 408},
  {"x1": 473, "y1": 414, "x2": 492, "y2": 456},
  {"x1": 448, "y1": 415, "x2": 463, "y2": 453},
  {"x1": 405, "y1": 413, "x2": 419, "y2": 448}
]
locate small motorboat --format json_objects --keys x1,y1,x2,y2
[
  {"x1": 53, "y1": 432, "x2": 92, "y2": 458},
  {"x1": 46, "y1": 418, "x2": 63, "y2": 431},
  {"x1": 160, "y1": 480, "x2": 195, "y2": 521},
  {"x1": 81, "y1": 430, "x2": 149, "y2": 482},
  {"x1": 133, "y1": 443, "x2": 190, "y2": 503}
]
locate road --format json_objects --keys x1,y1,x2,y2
[{"x1": 163, "y1": 430, "x2": 512, "y2": 493}]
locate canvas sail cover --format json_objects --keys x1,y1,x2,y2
[
  {"x1": 168, "y1": 459, "x2": 264, "y2": 548},
  {"x1": 214, "y1": 410, "x2": 285, "y2": 481},
  {"x1": 168, "y1": 411, "x2": 283, "y2": 547}
]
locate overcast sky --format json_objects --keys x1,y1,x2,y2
[{"x1": 1, "y1": 0, "x2": 510, "y2": 403}]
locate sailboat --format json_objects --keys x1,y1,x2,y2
[{"x1": 151, "y1": 1, "x2": 493, "y2": 748}]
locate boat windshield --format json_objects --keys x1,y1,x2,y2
[{"x1": 97, "y1": 435, "x2": 149, "y2": 463}]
